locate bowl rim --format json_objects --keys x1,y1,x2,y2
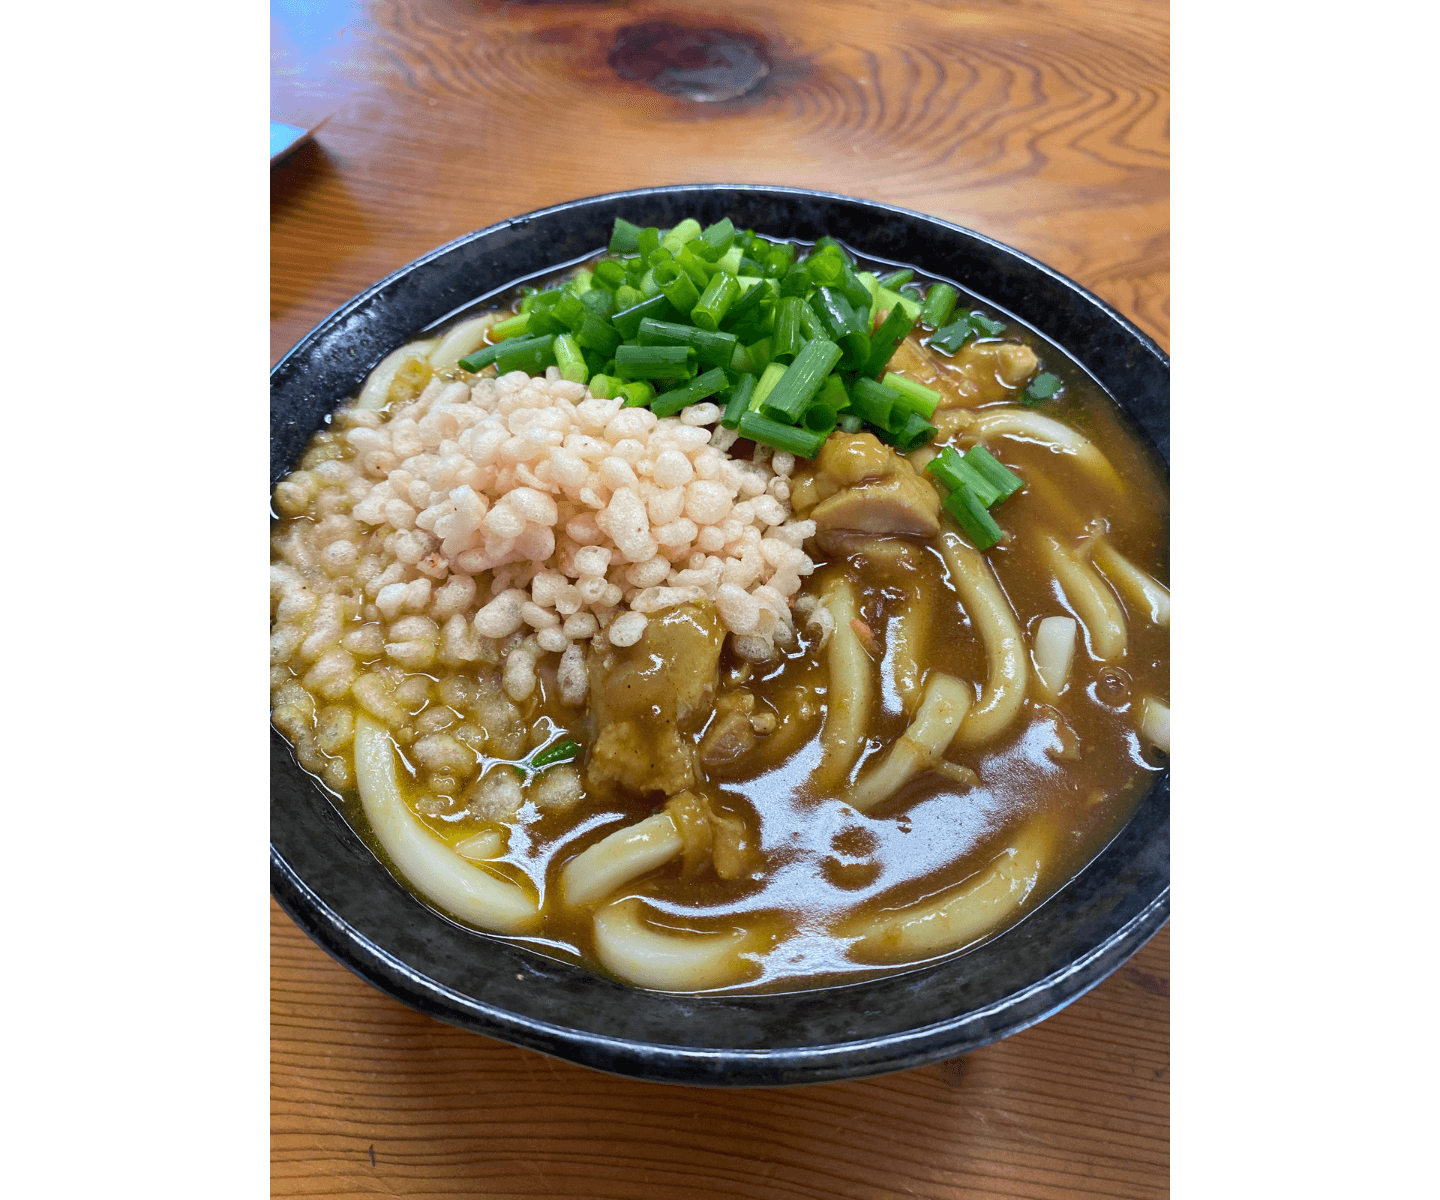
[{"x1": 271, "y1": 183, "x2": 1168, "y2": 1086}]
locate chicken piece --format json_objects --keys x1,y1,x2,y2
[
  {"x1": 585, "y1": 603, "x2": 724, "y2": 798},
  {"x1": 664, "y1": 789, "x2": 760, "y2": 881},
  {"x1": 811, "y1": 475, "x2": 940, "y2": 547},
  {"x1": 886, "y1": 336, "x2": 941, "y2": 385},
  {"x1": 931, "y1": 340, "x2": 1040, "y2": 408},
  {"x1": 699, "y1": 691, "x2": 758, "y2": 769},
  {"x1": 815, "y1": 432, "x2": 900, "y2": 488},
  {"x1": 697, "y1": 688, "x2": 779, "y2": 771},
  {"x1": 791, "y1": 433, "x2": 941, "y2": 552}
]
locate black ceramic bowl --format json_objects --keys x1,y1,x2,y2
[{"x1": 271, "y1": 184, "x2": 1169, "y2": 1087}]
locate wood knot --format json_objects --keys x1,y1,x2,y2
[{"x1": 608, "y1": 22, "x2": 771, "y2": 103}]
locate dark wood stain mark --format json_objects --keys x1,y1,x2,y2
[
  {"x1": 367, "y1": 1144, "x2": 375, "y2": 1168},
  {"x1": 1126, "y1": 967, "x2": 1169, "y2": 998},
  {"x1": 608, "y1": 21, "x2": 772, "y2": 103}
]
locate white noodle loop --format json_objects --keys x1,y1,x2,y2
[
  {"x1": 561, "y1": 813, "x2": 684, "y2": 908},
  {"x1": 967, "y1": 407, "x2": 1123, "y2": 490},
  {"x1": 811, "y1": 575, "x2": 873, "y2": 793},
  {"x1": 353, "y1": 716, "x2": 540, "y2": 933},
  {"x1": 1090, "y1": 536, "x2": 1170, "y2": 627},
  {"x1": 1040, "y1": 532, "x2": 1128, "y2": 662},
  {"x1": 849, "y1": 673, "x2": 973, "y2": 813},
  {"x1": 937, "y1": 533, "x2": 1028, "y2": 746},
  {"x1": 592, "y1": 898, "x2": 759, "y2": 991},
  {"x1": 841, "y1": 819, "x2": 1054, "y2": 962}
]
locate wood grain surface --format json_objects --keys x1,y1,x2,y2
[{"x1": 271, "y1": 0, "x2": 1169, "y2": 1194}]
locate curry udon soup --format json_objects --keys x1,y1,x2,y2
[{"x1": 270, "y1": 228, "x2": 1169, "y2": 994}]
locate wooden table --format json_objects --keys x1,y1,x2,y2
[{"x1": 271, "y1": 2, "x2": 1169, "y2": 1194}]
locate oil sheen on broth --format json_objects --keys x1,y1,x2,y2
[{"x1": 269, "y1": 242, "x2": 1169, "y2": 994}]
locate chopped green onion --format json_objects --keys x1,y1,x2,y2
[
  {"x1": 609, "y1": 219, "x2": 643, "y2": 254},
  {"x1": 919, "y1": 283, "x2": 958, "y2": 329},
  {"x1": 613, "y1": 284, "x2": 642, "y2": 312},
  {"x1": 802, "y1": 403, "x2": 839, "y2": 434},
  {"x1": 1024, "y1": 371, "x2": 1062, "y2": 403},
  {"x1": 943, "y1": 484, "x2": 1004, "y2": 550},
  {"x1": 759, "y1": 338, "x2": 843, "y2": 424},
  {"x1": 650, "y1": 368, "x2": 728, "y2": 418},
  {"x1": 807, "y1": 246, "x2": 845, "y2": 286},
  {"x1": 968, "y1": 311, "x2": 1007, "y2": 337},
  {"x1": 745, "y1": 336, "x2": 773, "y2": 375},
  {"x1": 619, "y1": 380, "x2": 655, "y2": 408},
  {"x1": 660, "y1": 218, "x2": 702, "y2": 253},
  {"x1": 809, "y1": 287, "x2": 870, "y2": 371},
  {"x1": 728, "y1": 310, "x2": 774, "y2": 345},
  {"x1": 721, "y1": 374, "x2": 757, "y2": 429},
  {"x1": 927, "y1": 317, "x2": 974, "y2": 355},
  {"x1": 720, "y1": 279, "x2": 771, "y2": 331},
  {"x1": 588, "y1": 374, "x2": 618, "y2": 399},
  {"x1": 848, "y1": 377, "x2": 898, "y2": 428},
  {"x1": 572, "y1": 269, "x2": 594, "y2": 294},
  {"x1": 457, "y1": 342, "x2": 502, "y2": 373},
  {"x1": 881, "y1": 372, "x2": 942, "y2": 419},
  {"x1": 652, "y1": 260, "x2": 701, "y2": 313},
  {"x1": 637, "y1": 226, "x2": 661, "y2": 260},
  {"x1": 553, "y1": 333, "x2": 587, "y2": 384},
  {"x1": 886, "y1": 411, "x2": 938, "y2": 453},
  {"x1": 877, "y1": 286, "x2": 921, "y2": 320},
  {"x1": 856, "y1": 270, "x2": 881, "y2": 313},
  {"x1": 773, "y1": 295, "x2": 807, "y2": 362},
  {"x1": 531, "y1": 739, "x2": 581, "y2": 770},
  {"x1": 764, "y1": 245, "x2": 794, "y2": 277},
  {"x1": 837, "y1": 259, "x2": 873, "y2": 312},
  {"x1": 579, "y1": 288, "x2": 613, "y2": 320},
  {"x1": 878, "y1": 269, "x2": 914, "y2": 289},
  {"x1": 614, "y1": 343, "x2": 695, "y2": 379},
  {"x1": 737, "y1": 410, "x2": 826, "y2": 458},
  {"x1": 779, "y1": 260, "x2": 813, "y2": 297},
  {"x1": 635, "y1": 319, "x2": 737, "y2": 368},
  {"x1": 698, "y1": 217, "x2": 736, "y2": 259},
  {"x1": 494, "y1": 333, "x2": 557, "y2": 375},
  {"x1": 926, "y1": 446, "x2": 1002, "y2": 507},
  {"x1": 593, "y1": 259, "x2": 628, "y2": 291},
  {"x1": 674, "y1": 244, "x2": 713, "y2": 289},
  {"x1": 611, "y1": 294, "x2": 671, "y2": 339},
  {"x1": 816, "y1": 372, "x2": 850, "y2": 413},
  {"x1": 964, "y1": 445, "x2": 1025, "y2": 500},
  {"x1": 523, "y1": 306, "x2": 568, "y2": 338},
  {"x1": 862, "y1": 303, "x2": 919, "y2": 378},
  {"x1": 574, "y1": 312, "x2": 621, "y2": 357},
  {"x1": 837, "y1": 413, "x2": 863, "y2": 433},
  {"x1": 550, "y1": 294, "x2": 586, "y2": 331},
  {"x1": 749, "y1": 362, "x2": 788, "y2": 412},
  {"x1": 797, "y1": 301, "x2": 824, "y2": 343},
  {"x1": 692, "y1": 271, "x2": 741, "y2": 332},
  {"x1": 489, "y1": 313, "x2": 530, "y2": 341}
]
